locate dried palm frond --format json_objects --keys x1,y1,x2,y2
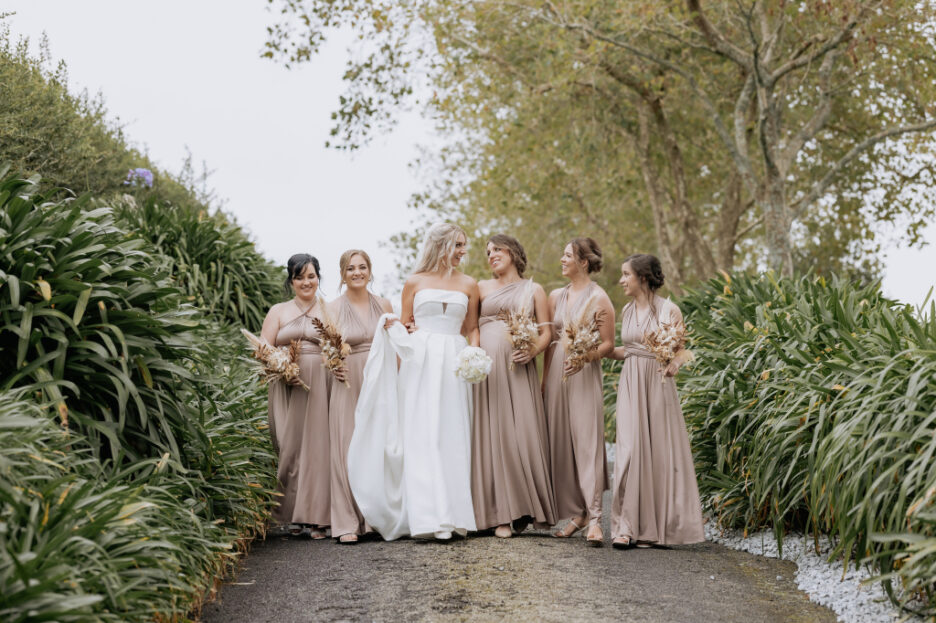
[
  {"x1": 311, "y1": 296, "x2": 351, "y2": 387},
  {"x1": 561, "y1": 291, "x2": 602, "y2": 381},
  {"x1": 241, "y1": 328, "x2": 308, "y2": 390}
]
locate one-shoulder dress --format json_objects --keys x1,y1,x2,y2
[{"x1": 471, "y1": 280, "x2": 557, "y2": 530}]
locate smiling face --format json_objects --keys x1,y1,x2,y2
[
  {"x1": 486, "y1": 242, "x2": 513, "y2": 275},
  {"x1": 343, "y1": 253, "x2": 371, "y2": 291},
  {"x1": 618, "y1": 261, "x2": 642, "y2": 297},
  {"x1": 291, "y1": 262, "x2": 319, "y2": 303},
  {"x1": 560, "y1": 243, "x2": 585, "y2": 278},
  {"x1": 450, "y1": 232, "x2": 468, "y2": 267}
]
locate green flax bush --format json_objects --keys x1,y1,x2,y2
[{"x1": 678, "y1": 272, "x2": 936, "y2": 615}]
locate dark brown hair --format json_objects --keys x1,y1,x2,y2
[
  {"x1": 487, "y1": 234, "x2": 528, "y2": 277},
  {"x1": 570, "y1": 237, "x2": 603, "y2": 274},
  {"x1": 284, "y1": 253, "x2": 321, "y2": 295},
  {"x1": 623, "y1": 253, "x2": 664, "y2": 291}
]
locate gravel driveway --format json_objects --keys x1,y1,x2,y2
[{"x1": 202, "y1": 493, "x2": 835, "y2": 622}]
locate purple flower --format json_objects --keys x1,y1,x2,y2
[{"x1": 123, "y1": 168, "x2": 154, "y2": 188}]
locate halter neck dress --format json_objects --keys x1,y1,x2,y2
[
  {"x1": 328, "y1": 292, "x2": 385, "y2": 537},
  {"x1": 611, "y1": 296, "x2": 704, "y2": 544},
  {"x1": 471, "y1": 280, "x2": 557, "y2": 530},
  {"x1": 268, "y1": 303, "x2": 331, "y2": 527},
  {"x1": 543, "y1": 282, "x2": 609, "y2": 525}
]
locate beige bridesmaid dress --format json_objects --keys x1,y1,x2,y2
[
  {"x1": 471, "y1": 281, "x2": 558, "y2": 530},
  {"x1": 267, "y1": 306, "x2": 331, "y2": 527},
  {"x1": 543, "y1": 283, "x2": 609, "y2": 526},
  {"x1": 328, "y1": 293, "x2": 385, "y2": 538},
  {"x1": 610, "y1": 296, "x2": 704, "y2": 544}
]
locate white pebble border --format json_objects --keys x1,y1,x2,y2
[
  {"x1": 604, "y1": 444, "x2": 926, "y2": 622},
  {"x1": 704, "y1": 521, "x2": 925, "y2": 623}
]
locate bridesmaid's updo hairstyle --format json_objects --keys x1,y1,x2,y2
[
  {"x1": 413, "y1": 223, "x2": 467, "y2": 276},
  {"x1": 487, "y1": 233, "x2": 527, "y2": 277},
  {"x1": 570, "y1": 237, "x2": 603, "y2": 274},
  {"x1": 623, "y1": 253, "x2": 665, "y2": 291},
  {"x1": 284, "y1": 253, "x2": 321, "y2": 295},
  {"x1": 338, "y1": 249, "x2": 373, "y2": 291}
]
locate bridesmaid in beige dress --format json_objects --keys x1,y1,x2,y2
[
  {"x1": 326, "y1": 250, "x2": 392, "y2": 544},
  {"x1": 608, "y1": 253, "x2": 703, "y2": 549},
  {"x1": 544, "y1": 238, "x2": 616, "y2": 546},
  {"x1": 471, "y1": 234, "x2": 557, "y2": 538},
  {"x1": 260, "y1": 254, "x2": 331, "y2": 538}
]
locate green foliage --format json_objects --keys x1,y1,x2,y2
[
  {"x1": 677, "y1": 272, "x2": 936, "y2": 614},
  {"x1": 0, "y1": 165, "x2": 280, "y2": 621},
  {"x1": 114, "y1": 195, "x2": 284, "y2": 330}
]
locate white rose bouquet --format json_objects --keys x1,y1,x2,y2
[{"x1": 454, "y1": 346, "x2": 493, "y2": 384}]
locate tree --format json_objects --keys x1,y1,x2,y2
[{"x1": 264, "y1": 0, "x2": 936, "y2": 284}]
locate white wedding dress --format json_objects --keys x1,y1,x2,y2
[{"x1": 348, "y1": 288, "x2": 477, "y2": 539}]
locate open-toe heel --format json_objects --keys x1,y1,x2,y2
[
  {"x1": 612, "y1": 536, "x2": 633, "y2": 550},
  {"x1": 585, "y1": 521, "x2": 603, "y2": 547},
  {"x1": 552, "y1": 517, "x2": 585, "y2": 538}
]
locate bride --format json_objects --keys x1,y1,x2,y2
[{"x1": 348, "y1": 223, "x2": 480, "y2": 540}]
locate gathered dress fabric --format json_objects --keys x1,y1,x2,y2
[
  {"x1": 267, "y1": 308, "x2": 331, "y2": 527},
  {"x1": 471, "y1": 281, "x2": 557, "y2": 530},
  {"x1": 348, "y1": 288, "x2": 477, "y2": 539},
  {"x1": 328, "y1": 293, "x2": 384, "y2": 537},
  {"x1": 543, "y1": 283, "x2": 609, "y2": 524},
  {"x1": 610, "y1": 296, "x2": 704, "y2": 544}
]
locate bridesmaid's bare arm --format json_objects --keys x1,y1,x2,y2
[
  {"x1": 462, "y1": 278, "x2": 481, "y2": 347},
  {"x1": 591, "y1": 291, "x2": 617, "y2": 360},
  {"x1": 513, "y1": 282, "x2": 551, "y2": 365},
  {"x1": 260, "y1": 303, "x2": 284, "y2": 345},
  {"x1": 664, "y1": 301, "x2": 691, "y2": 376},
  {"x1": 541, "y1": 288, "x2": 561, "y2": 388}
]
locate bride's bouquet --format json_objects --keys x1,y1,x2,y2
[
  {"x1": 310, "y1": 296, "x2": 351, "y2": 388},
  {"x1": 643, "y1": 319, "x2": 692, "y2": 383},
  {"x1": 241, "y1": 329, "x2": 309, "y2": 390},
  {"x1": 561, "y1": 293, "x2": 602, "y2": 381},
  {"x1": 495, "y1": 279, "x2": 539, "y2": 371},
  {"x1": 455, "y1": 346, "x2": 493, "y2": 384}
]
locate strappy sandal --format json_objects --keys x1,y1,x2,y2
[
  {"x1": 287, "y1": 524, "x2": 304, "y2": 536},
  {"x1": 308, "y1": 526, "x2": 327, "y2": 540},
  {"x1": 585, "y1": 522, "x2": 604, "y2": 547},
  {"x1": 338, "y1": 534, "x2": 358, "y2": 544},
  {"x1": 552, "y1": 517, "x2": 585, "y2": 538},
  {"x1": 612, "y1": 536, "x2": 633, "y2": 550},
  {"x1": 635, "y1": 541, "x2": 653, "y2": 549}
]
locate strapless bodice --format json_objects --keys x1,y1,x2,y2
[{"x1": 413, "y1": 288, "x2": 468, "y2": 336}]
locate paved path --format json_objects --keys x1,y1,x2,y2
[{"x1": 203, "y1": 494, "x2": 835, "y2": 622}]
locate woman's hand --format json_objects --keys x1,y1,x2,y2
[
  {"x1": 512, "y1": 347, "x2": 536, "y2": 366},
  {"x1": 384, "y1": 317, "x2": 400, "y2": 330},
  {"x1": 663, "y1": 361, "x2": 679, "y2": 377},
  {"x1": 332, "y1": 365, "x2": 348, "y2": 384},
  {"x1": 404, "y1": 319, "x2": 418, "y2": 334},
  {"x1": 563, "y1": 358, "x2": 584, "y2": 378}
]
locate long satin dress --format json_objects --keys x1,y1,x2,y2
[
  {"x1": 471, "y1": 281, "x2": 557, "y2": 530},
  {"x1": 329, "y1": 293, "x2": 384, "y2": 538},
  {"x1": 610, "y1": 296, "x2": 704, "y2": 544},
  {"x1": 268, "y1": 307, "x2": 331, "y2": 527},
  {"x1": 543, "y1": 282, "x2": 609, "y2": 525}
]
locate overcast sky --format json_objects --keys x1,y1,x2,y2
[{"x1": 5, "y1": 1, "x2": 935, "y2": 308}]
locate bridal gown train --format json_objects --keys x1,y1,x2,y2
[{"x1": 348, "y1": 288, "x2": 477, "y2": 540}]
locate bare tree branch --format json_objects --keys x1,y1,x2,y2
[{"x1": 792, "y1": 118, "x2": 936, "y2": 215}]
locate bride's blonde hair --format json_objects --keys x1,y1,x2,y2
[{"x1": 413, "y1": 223, "x2": 467, "y2": 276}]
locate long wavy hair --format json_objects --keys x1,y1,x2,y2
[{"x1": 413, "y1": 223, "x2": 467, "y2": 276}]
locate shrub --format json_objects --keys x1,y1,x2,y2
[{"x1": 678, "y1": 272, "x2": 936, "y2": 615}]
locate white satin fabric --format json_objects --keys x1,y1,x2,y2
[{"x1": 348, "y1": 289, "x2": 477, "y2": 539}]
